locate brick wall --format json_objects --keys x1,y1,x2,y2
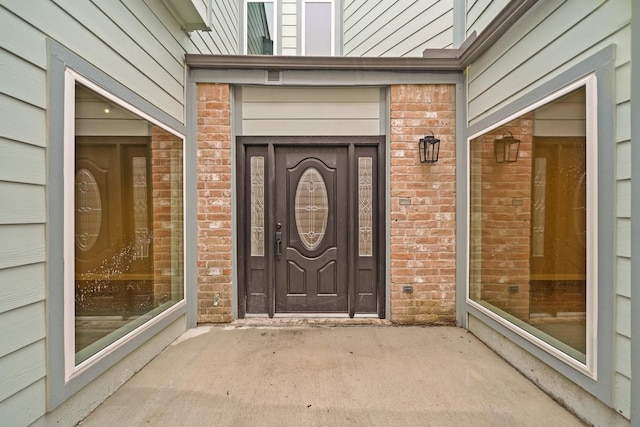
[
  {"x1": 389, "y1": 84, "x2": 457, "y2": 324},
  {"x1": 196, "y1": 83, "x2": 233, "y2": 323}
]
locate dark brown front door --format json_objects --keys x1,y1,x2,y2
[
  {"x1": 238, "y1": 137, "x2": 384, "y2": 318},
  {"x1": 274, "y1": 146, "x2": 348, "y2": 312}
]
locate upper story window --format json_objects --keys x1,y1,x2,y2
[
  {"x1": 245, "y1": 0, "x2": 276, "y2": 55},
  {"x1": 303, "y1": 0, "x2": 334, "y2": 56}
]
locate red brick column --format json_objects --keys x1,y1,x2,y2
[
  {"x1": 196, "y1": 83, "x2": 233, "y2": 323},
  {"x1": 389, "y1": 84, "x2": 456, "y2": 324}
]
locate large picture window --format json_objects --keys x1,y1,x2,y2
[
  {"x1": 468, "y1": 77, "x2": 597, "y2": 373},
  {"x1": 64, "y1": 71, "x2": 185, "y2": 376}
]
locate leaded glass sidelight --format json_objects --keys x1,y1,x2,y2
[
  {"x1": 295, "y1": 167, "x2": 328, "y2": 250},
  {"x1": 250, "y1": 156, "x2": 265, "y2": 256},
  {"x1": 358, "y1": 157, "x2": 373, "y2": 256}
]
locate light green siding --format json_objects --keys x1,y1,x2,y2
[
  {"x1": 0, "y1": 0, "x2": 236, "y2": 424},
  {"x1": 467, "y1": 1, "x2": 629, "y2": 123},
  {"x1": 0, "y1": 94, "x2": 46, "y2": 146},
  {"x1": 0, "y1": 264, "x2": 45, "y2": 315},
  {"x1": 202, "y1": 0, "x2": 238, "y2": 54},
  {"x1": 0, "y1": 50, "x2": 46, "y2": 108},
  {"x1": 0, "y1": 139, "x2": 46, "y2": 185},
  {"x1": 0, "y1": 302, "x2": 46, "y2": 359},
  {"x1": 0, "y1": 225, "x2": 45, "y2": 270},
  {"x1": 0, "y1": 341, "x2": 46, "y2": 403},
  {"x1": 344, "y1": 0, "x2": 453, "y2": 56},
  {"x1": 466, "y1": 0, "x2": 631, "y2": 418},
  {"x1": 0, "y1": 379, "x2": 46, "y2": 427},
  {"x1": 465, "y1": 0, "x2": 509, "y2": 37},
  {"x1": 0, "y1": 183, "x2": 46, "y2": 224}
]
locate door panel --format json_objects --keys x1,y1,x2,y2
[{"x1": 275, "y1": 146, "x2": 348, "y2": 312}]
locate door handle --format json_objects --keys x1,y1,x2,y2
[{"x1": 275, "y1": 232, "x2": 282, "y2": 256}]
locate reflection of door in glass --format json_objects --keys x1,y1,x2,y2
[
  {"x1": 274, "y1": 146, "x2": 348, "y2": 312},
  {"x1": 530, "y1": 137, "x2": 587, "y2": 316},
  {"x1": 74, "y1": 138, "x2": 153, "y2": 322}
]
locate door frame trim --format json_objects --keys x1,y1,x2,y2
[{"x1": 236, "y1": 136, "x2": 386, "y2": 318}]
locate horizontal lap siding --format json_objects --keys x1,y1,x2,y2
[
  {"x1": 465, "y1": 0, "x2": 509, "y2": 38},
  {"x1": 0, "y1": 3, "x2": 49, "y2": 422},
  {"x1": 466, "y1": 0, "x2": 631, "y2": 418},
  {"x1": 0, "y1": 302, "x2": 46, "y2": 425},
  {"x1": 241, "y1": 87, "x2": 381, "y2": 136},
  {"x1": 467, "y1": 0, "x2": 629, "y2": 123},
  {"x1": 282, "y1": 0, "x2": 297, "y2": 55},
  {"x1": 200, "y1": 0, "x2": 238, "y2": 54},
  {"x1": 0, "y1": 379, "x2": 46, "y2": 427},
  {"x1": 343, "y1": 0, "x2": 453, "y2": 57},
  {"x1": 0, "y1": 1, "x2": 235, "y2": 423}
]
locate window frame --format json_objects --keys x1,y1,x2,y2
[
  {"x1": 467, "y1": 75, "x2": 597, "y2": 376},
  {"x1": 243, "y1": 0, "x2": 278, "y2": 55},
  {"x1": 301, "y1": 0, "x2": 335, "y2": 56},
  {"x1": 460, "y1": 45, "x2": 617, "y2": 405},
  {"x1": 47, "y1": 40, "x2": 190, "y2": 409},
  {"x1": 62, "y1": 70, "x2": 187, "y2": 380}
]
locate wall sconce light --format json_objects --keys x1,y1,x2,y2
[
  {"x1": 494, "y1": 131, "x2": 520, "y2": 163},
  {"x1": 104, "y1": 103, "x2": 112, "y2": 114},
  {"x1": 419, "y1": 132, "x2": 440, "y2": 163}
]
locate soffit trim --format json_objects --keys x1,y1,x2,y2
[{"x1": 185, "y1": 54, "x2": 460, "y2": 72}]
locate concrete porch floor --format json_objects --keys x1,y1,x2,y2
[{"x1": 79, "y1": 323, "x2": 586, "y2": 426}]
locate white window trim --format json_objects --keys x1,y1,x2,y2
[
  {"x1": 63, "y1": 69, "x2": 187, "y2": 381},
  {"x1": 244, "y1": 0, "x2": 278, "y2": 55},
  {"x1": 465, "y1": 74, "x2": 598, "y2": 378},
  {"x1": 301, "y1": 0, "x2": 335, "y2": 56}
]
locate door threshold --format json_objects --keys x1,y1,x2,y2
[
  {"x1": 274, "y1": 313, "x2": 352, "y2": 318},
  {"x1": 234, "y1": 315, "x2": 390, "y2": 328}
]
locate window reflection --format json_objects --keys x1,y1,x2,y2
[
  {"x1": 247, "y1": 1, "x2": 274, "y2": 55},
  {"x1": 469, "y1": 87, "x2": 587, "y2": 362},
  {"x1": 74, "y1": 83, "x2": 184, "y2": 365}
]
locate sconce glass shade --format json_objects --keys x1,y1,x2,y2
[
  {"x1": 419, "y1": 132, "x2": 440, "y2": 163},
  {"x1": 494, "y1": 131, "x2": 520, "y2": 163}
]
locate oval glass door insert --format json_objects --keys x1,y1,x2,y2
[
  {"x1": 75, "y1": 168, "x2": 102, "y2": 251},
  {"x1": 295, "y1": 167, "x2": 328, "y2": 250}
]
